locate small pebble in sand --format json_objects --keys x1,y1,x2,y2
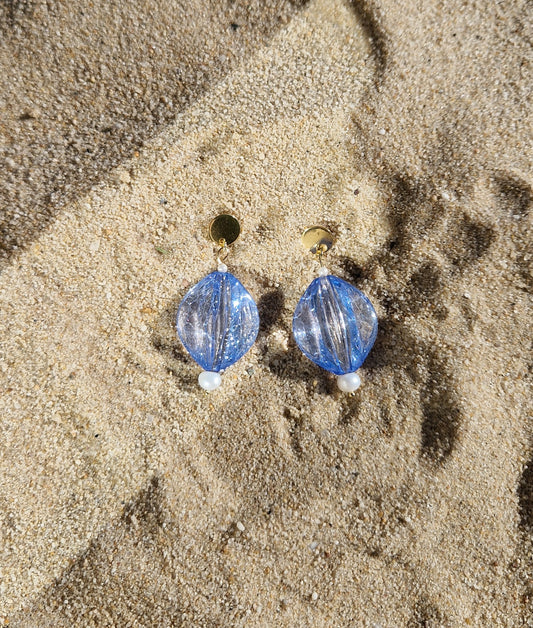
[
  {"x1": 236, "y1": 521, "x2": 245, "y2": 532},
  {"x1": 118, "y1": 170, "x2": 131, "y2": 184}
]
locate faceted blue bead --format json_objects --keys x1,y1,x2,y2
[
  {"x1": 176, "y1": 271, "x2": 259, "y2": 372},
  {"x1": 292, "y1": 275, "x2": 378, "y2": 376}
]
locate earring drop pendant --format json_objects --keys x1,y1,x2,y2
[
  {"x1": 176, "y1": 214, "x2": 259, "y2": 390},
  {"x1": 292, "y1": 227, "x2": 378, "y2": 392}
]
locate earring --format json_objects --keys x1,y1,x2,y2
[
  {"x1": 292, "y1": 227, "x2": 378, "y2": 392},
  {"x1": 176, "y1": 214, "x2": 259, "y2": 391}
]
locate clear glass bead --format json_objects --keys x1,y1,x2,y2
[
  {"x1": 177, "y1": 271, "x2": 259, "y2": 372},
  {"x1": 292, "y1": 275, "x2": 378, "y2": 375}
]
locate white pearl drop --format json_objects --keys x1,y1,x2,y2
[
  {"x1": 318, "y1": 266, "x2": 329, "y2": 277},
  {"x1": 337, "y1": 372, "x2": 361, "y2": 393},
  {"x1": 217, "y1": 263, "x2": 228, "y2": 272},
  {"x1": 198, "y1": 371, "x2": 222, "y2": 391}
]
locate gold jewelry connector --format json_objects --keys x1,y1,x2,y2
[
  {"x1": 301, "y1": 226, "x2": 335, "y2": 264},
  {"x1": 209, "y1": 214, "x2": 241, "y2": 246},
  {"x1": 209, "y1": 213, "x2": 240, "y2": 267}
]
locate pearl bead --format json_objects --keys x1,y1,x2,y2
[
  {"x1": 217, "y1": 263, "x2": 228, "y2": 272},
  {"x1": 318, "y1": 266, "x2": 329, "y2": 277},
  {"x1": 337, "y1": 372, "x2": 361, "y2": 392},
  {"x1": 198, "y1": 371, "x2": 222, "y2": 391}
]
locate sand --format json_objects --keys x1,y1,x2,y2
[{"x1": 0, "y1": 0, "x2": 531, "y2": 626}]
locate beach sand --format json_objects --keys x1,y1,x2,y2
[{"x1": 0, "y1": 0, "x2": 531, "y2": 625}]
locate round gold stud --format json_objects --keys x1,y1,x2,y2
[
  {"x1": 301, "y1": 226, "x2": 335, "y2": 255},
  {"x1": 209, "y1": 214, "x2": 241, "y2": 246}
]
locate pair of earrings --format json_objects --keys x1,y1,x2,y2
[{"x1": 176, "y1": 214, "x2": 378, "y2": 393}]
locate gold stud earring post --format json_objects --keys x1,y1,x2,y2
[
  {"x1": 209, "y1": 213, "x2": 241, "y2": 269},
  {"x1": 301, "y1": 226, "x2": 335, "y2": 267}
]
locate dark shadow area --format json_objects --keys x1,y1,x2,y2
[
  {"x1": 0, "y1": 0, "x2": 309, "y2": 269},
  {"x1": 151, "y1": 293, "x2": 198, "y2": 391},
  {"x1": 339, "y1": 256, "x2": 366, "y2": 283},
  {"x1": 449, "y1": 214, "x2": 495, "y2": 271},
  {"x1": 495, "y1": 173, "x2": 532, "y2": 218},
  {"x1": 348, "y1": 0, "x2": 388, "y2": 79},
  {"x1": 362, "y1": 313, "x2": 463, "y2": 463},
  {"x1": 13, "y1": 476, "x2": 179, "y2": 626},
  {"x1": 406, "y1": 261, "x2": 442, "y2": 315},
  {"x1": 364, "y1": 319, "x2": 423, "y2": 384},
  {"x1": 408, "y1": 596, "x2": 447, "y2": 628},
  {"x1": 122, "y1": 475, "x2": 165, "y2": 533},
  {"x1": 494, "y1": 172, "x2": 532, "y2": 290},
  {"x1": 253, "y1": 277, "x2": 336, "y2": 393},
  {"x1": 518, "y1": 453, "x2": 533, "y2": 535},
  {"x1": 283, "y1": 406, "x2": 306, "y2": 457},
  {"x1": 342, "y1": 168, "x2": 477, "y2": 464},
  {"x1": 264, "y1": 339, "x2": 336, "y2": 395},
  {"x1": 419, "y1": 355, "x2": 462, "y2": 464},
  {"x1": 338, "y1": 393, "x2": 363, "y2": 426},
  {"x1": 257, "y1": 287, "x2": 285, "y2": 336},
  {"x1": 0, "y1": 0, "x2": 32, "y2": 27}
]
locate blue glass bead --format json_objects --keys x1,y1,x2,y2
[
  {"x1": 292, "y1": 275, "x2": 378, "y2": 376},
  {"x1": 176, "y1": 271, "x2": 259, "y2": 372}
]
